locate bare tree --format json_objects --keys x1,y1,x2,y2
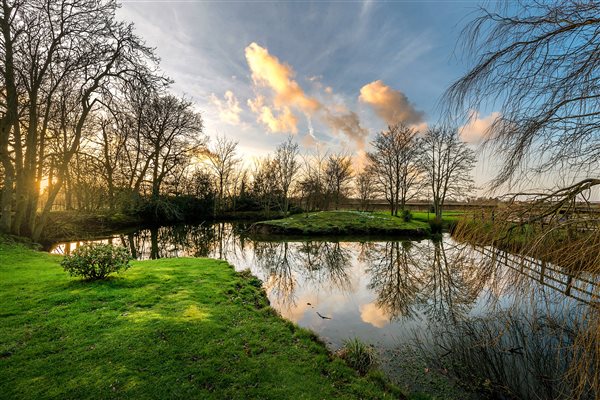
[
  {"x1": 421, "y1": 126, "x2": 476, "y2": 221},
  {"x1": 298, "y1": 150, "x2": 327, "y2": 211},
  {"x1": 273, "y1": 136, "x2": 300, "y2": 214},
  {"x1": 140, "y1": 94, "x2": 204, "y2": 199},
  {"x1": 325, "y1": 153, "x2": 353, "y2": 210},
  {"x1": 0, "y1": 0, "x2": 161, "y2": 239},
  {"x1": 206, "y1": 135, "x2": 240, "y2": 216},
  {"x1": 355, "y1": 169, "x2": 374, "y2": 211},
  {"x1": 93, "y1": 113, "x2": 129, "y2": 210},
  {"x1": 444, "y1": 1, "x2": 600, "y2": 191},
  {"x1": 251, "y1": 156, "x2": 280, "y2": 215},
  {"x1": 367, "y1": 123, "x2": 421, "y2": 216}
]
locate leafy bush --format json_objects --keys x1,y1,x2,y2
[
  {"x1": 401, "y1": 209, "x2": 413, "y2": 222},
  {"x1": 61, "y1": 243, "x2": 131, "y2": 280},
  {"x1": 338, "y1": 338, "x2": 376, "y2": 375}
]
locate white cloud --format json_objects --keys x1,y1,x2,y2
[{"x1": 210, "y1": 90, "x2": 242, "y2": 125}]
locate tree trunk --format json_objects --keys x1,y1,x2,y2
[{"x1": 0, "y1": 0, "x2": 17, "y2": 232}]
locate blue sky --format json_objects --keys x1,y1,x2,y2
[{"x1": 118, "y1": 0, "x2": 505, "y2": 189}]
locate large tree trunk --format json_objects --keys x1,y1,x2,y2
[{"x1": 0, "y1": 0, "x2": 19, "y2": 232}]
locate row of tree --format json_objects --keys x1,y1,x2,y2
[
  {"x1": 178, "y1": 123, "x2": 475, "y2": 221},
  {"x1": 0, "y1": 0, "x2": 204, "y2": 239},
  {"x1": 0, "y1": 0, "x2": 476, "y2": 241}
]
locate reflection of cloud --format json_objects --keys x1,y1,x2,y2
[
  {"x1": 359, "y1": 80, "x2": 424, "y2": 126},
  {"x1": 244, "y1": 42, "x2": 368, "y2": 147},
  {"x1": 359, "y1": 302, "x2": 389, "y2": 328},
  {"x1": 277, "y1": 299, "x2": 312, "y2": 323},
  {"x1": 459, "y1": 110, "x2": 501, "y2": 144},
  {"x1": 210, "y1": 90, "x2": 242, "y2": 125},
  {"x1": 272, "y1": 292, "x2": 316, "y2": 323}
]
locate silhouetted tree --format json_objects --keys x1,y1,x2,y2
[
  {"x1": 325, "y1": 153, "x2": 353, "y2": 209},
  {"x1": 273, "y1": 136, "x2": 300, "y2": 214},
  {"x1": 206, "y1": 136, "x2": 239, "y2": 216}
]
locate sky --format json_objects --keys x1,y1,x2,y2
[{"x1": 116, "y1": 0, "x2": 508, "y2": 193}]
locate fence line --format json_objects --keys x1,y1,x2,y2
[{"x1": 474, "y1": 246, "x2": 598, "y2": 307}]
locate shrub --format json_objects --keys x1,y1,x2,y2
[
  {"x1": 61, "y1": 243, "x2": 131, "y2": 280},
  {"x1": 429, "y1": 219, "x2": 443, "y2": 234},
  {"x1": 400, "y1": 209, "x2": 413, "y2": 222},
  {"x1": 338, "y1": 338, "x2": 376, "y2": 375}
]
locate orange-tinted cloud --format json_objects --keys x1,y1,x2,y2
[
  {"x1": 244, "y1": 43, "x2": 369, "y2": 147},
  {"x1": 210, "y1": 90, "x2": 242, "y2": 125},
  {"x1": 359, "y1": 80, "x2": 424, "y2": 126},
  {"x1": 248, "y1": 95, "x2": 298, "y2": 133},
  {"x1": 245, "y1": 42, "x2": 320, "y2": 113},
  {"x1": 359, "y1": 302, "x2": 389, "y2": 328},
  {"x1": 459, "y1": 110, "x2": 501, "y2": 144}
]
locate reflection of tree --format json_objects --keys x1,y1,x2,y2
[
  {"x1": 250, "y1": 240, "x2": 353, "y2": 308},
  {"x1": 420, "y1": 240, "x2": 484, "y2": 323},
  {"x1": 253, "y1": 241, "x2": 297, "y2": 307},
  {"x1": 297, "y1": 241, "x2": 352, "y2": 292},
  {"x1": 365, "y1": 238, "x2": 492, "y2": 323},
  {"x1": 366, "y1": 241, "x2": 424, "y2": 319},
  {"x1": 113, "y1": 222, "x2": 252, "y2": 260}
]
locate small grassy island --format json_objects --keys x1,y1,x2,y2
[
  {"x1": 0, "y1": 236, "x2": 405, "y2": 399},
  {"x1": 251, "y1": 210, "x2": 460, "y2": 237}
]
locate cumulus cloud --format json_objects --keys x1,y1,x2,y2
[
  {"x1": 359, "y1": 80, "x2": 424, "y2": 126},
  {"x1": 245, "y1": 42, "x2": 320, "y2": 113},
  {"x1": 244, "y1": 42, "x2": 368, "y2": 147},
  {"x1": 210, "y1": 90, "x2": 242, "y2": 125},
  {"x1": 459, "y1": 110, "x2": 501, "y2": 144}
]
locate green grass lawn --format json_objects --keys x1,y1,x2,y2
[
  {"x1": 252, "y1": 210, "x2": 461, "y2": 236},
  {"x1": 0, "y1": 237, "x2": 405, "y2": 399},
  {"x1": 410, "y1": 211, "x2": 463, "y2": 224}
]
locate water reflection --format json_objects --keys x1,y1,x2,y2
[
  {"x1": 49, "y1": 222, "x2": 597, "y2": 323},
  {"x1": 49, "y1": 222, "x2": 598, "y2": 398}
]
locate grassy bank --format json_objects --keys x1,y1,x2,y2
[
  {"x1": 251, "y1": 210, "x2": 460, "y2": 236},
  {"x1": 0, "y1": 236, "x2": 406, "y2": 399}
]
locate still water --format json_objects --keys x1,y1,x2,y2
[{"x1": 49, "y1": 222, "x2": 598, "y2": 398}]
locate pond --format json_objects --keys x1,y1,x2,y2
[{"x1": 48, "y1": 222, "x2": 599, "y2": 399}]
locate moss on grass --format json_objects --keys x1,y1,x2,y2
[{"x1": 0, "y1": 237, "x2": 406, "y2": 399}]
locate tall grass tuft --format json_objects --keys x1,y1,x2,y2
[{"x1": 338, "y1": 338, "x2": 377, "y2": 375}]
